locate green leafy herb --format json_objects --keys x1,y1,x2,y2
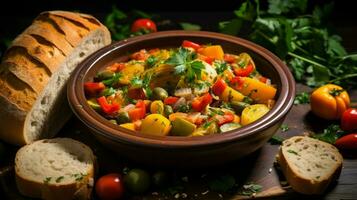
[
  {"x1": 312, "y1": 124, "x2": 345, "y2": 144},
  {"x1": 208, "y1": 107, "x2": 225, "y2": 117},
  {"x1": 287, "y1": 149, "x2": 298, "y2": 155},
  {"x1": 177, "y1": 104, "x2": 191, "y2": 113},
  {"x1": 202, "y1": 121, "x2": 214, "y2": 129},
  {"x1": 56, "y1": 176, "x2": 64, "y2": 183},
  {"x1": 179, "y1": 22, "x2": 201, "y2": 31},
  {"x1": 238, "y1": 183, "x2": 262, "y2": 196},
  {"x1": 146, "y1": 55, "x2": 158, "y2": 67},
  {"x1": 166, "y1": 48, "x2": 204, "y2": 82},
  {"x1": 208, "y1": 174, "x2": 236, "y2": 192},
  {"x1": 220, "y1": 0, "x2": 357, "y2": 88},
  {"x1": 101, "y1": 87, "x2": 116, "y2": 96},
  {"x1": 130, "y1": 74, "x2": 153, "y2": 98},
  {"x1": 294, "y1": 92, "x2": 310, "y2": 105},
  {"x1": 214, "y1": 61, "x2": 229, "y2": 74},
  {"x1": 43, "y1": 177, "x2": 52, "y2": 184},
  {"x1": 280, "y1": 124, "x2": 289, "y2": 132},
  {"x1": 102, "y1": 73, "x2": 122, "y2": 86},
  {"x1": 268, "y1": 135, "x2": 284, "y2": 145}
]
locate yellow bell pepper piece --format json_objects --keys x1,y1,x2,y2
[
  {"x1": 120, "y1": 123, "x2": 136, "y2": 131},
  {"x1": 199, "y1": 45, "x2": 224, "y2": 60},
  {"x1": 241, "y1": 104, "x2": 270, "y2": 126},
  {"x1": 236, "y1": 77, "x2": 276, "y2": 103},
  {"x1": 220, "y1": 86, "x2": 245, "y2": 102}
]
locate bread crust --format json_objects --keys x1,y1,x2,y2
[
  {"x1": 0, "y1": 11, "x2": 111, "y2": 145},
  {"x1": 276, "y1": 136, "x2": 343, "y2": 194}
]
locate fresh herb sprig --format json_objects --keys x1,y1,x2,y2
[
  {"x1": 313, "y1": 124, "x2": 345, "y2": 144},
  {"x1": 166, "y1": 47, "x2": 205, "y2": 83},
  {"x1": 294, "y1": 92, "x2": 310, "y2": 105},
  {"x1": 220, "y1": 0, "x2": 357, "y2": 89}
]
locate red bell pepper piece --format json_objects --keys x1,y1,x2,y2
[
  {"x1": 191, "y1": 93, "x2": 213, "y2": 112},
  {"x1": 335, "y1": 133, "x2": 357, "y2": 150},
  {"x1": 224, "y1": 54, "x2": 236, "y2": 63},
  {"x1": 233, "y1": 64, "x2": 254, "y2": 77},
  {"x1": 182, "y1": 40, "x2": 201, "y2": 50},
  {"x1": 84, "y1": 82, "x2": 105, "y2": 96},
  {"x1": 106, "y1": 63, "x2": 126, "y2": 72},
  {"x1": 97, "y1": 96, "x2": 120, "y2": 115},
  {"x1": 258, "y1": 76, "x2": 268, "y2": 83},
  {"x1": 230, "y1": 76, "x2": 245, "y2": 90},
  {"x1": 214, "y1": 113, "x2": 235, "y2": 126},
  {"x1": 164, "y1": 96, "x2": 179, "y2": 105},
  {"x1": 341, "y1": 108, "x2": 357, "y2": 131},
  {"x1": 212, "y1": 78, "x2": 227, "y2": 96},
  {"x1": 128, "y1": 100, "x2": 146, "y2": 121}
]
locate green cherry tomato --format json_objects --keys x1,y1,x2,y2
[
  {"x1": 95, "y1": 173, "x2": 124, "y2": 200},
  {"x1": 124, "y1": 169, "x2": 151, "y2": 194}
]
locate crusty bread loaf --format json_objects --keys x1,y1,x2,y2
[
  {"x1": 15, "y1": 138, "x2": 95, "y2": 200},
  {"x1": 0, "y1": 11, "x2": 111, "y2": 145},
  {"x1": 276, "y1": 136, "x2": 343, "y2": 194}
]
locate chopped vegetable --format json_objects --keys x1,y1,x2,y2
[
  {"x1": 182, "y1": 40, "x2": 201, "y2": 50},
  {"x1": 219, "y1": 123, "x2": 241, "y2": 132},
  {"x1": 97, "y1": 96, "x2": 120, "y2": 115},
  {"x1": 241, "y1": 104, "x2": 270, "y2": 125},
  {"x1": 191, "y1": 93, "x2": 212, "y2": 112},
  {"x1": 84, "y1": 82, "x2": 105, "y2": 96},
  {"x1": 140, "y1": 114, "x2": 171, "y2": 136},
  {"x1": 234, "y1": 77, "x2": 277, "y2": 103},
  {"x1": 170, "y1": 117, "x2": 196, "y2": 136},
  {"x1": 128, "y1": 100, "x2": 146, "y2": 121},
  {"x1": 198, "y1": 45, "x2": 224, "y2": 60},
  {"x1": 212, "y1": 78, "x2": 228, "y2": 96},
  {"x1": 120, "y1": 123, "x2": 136, "y2": 131},
  {"x1": 150, "y1": 100, "x2": 165, "y2": 114}
]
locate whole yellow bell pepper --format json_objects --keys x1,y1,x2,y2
[{"x1": 310, "y1": 84, "x2": 350, "y2": 120}]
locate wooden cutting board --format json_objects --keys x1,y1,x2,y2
[{"x1": 1, "y1": 84, "x2": 356, "y2": 200}]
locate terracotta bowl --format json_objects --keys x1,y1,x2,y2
[{"x1": 67, "y1": 31, "x2": 295, "y2": 167}]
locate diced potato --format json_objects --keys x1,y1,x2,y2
[
  {"x1": 140, "y1": 114, "x2": 171, "y2": 136},
  {"x1": 241, "y1": 104, "x2": 270, "y2": 126},
  {"x1": 236, "y1": 77, "x2": 277, "y2": 103},
  {"x1": 199, "y1": 45, "x2": 224, "y2": 60},
  {"x1": 220, "y1": 86, "x2": 245, "y2": 102}
]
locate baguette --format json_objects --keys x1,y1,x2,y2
[
  {"x1": 276, "y1": 136, "x2": 343, "y2": 194},
  {"x1": 15, "y1": 138, "x2": 95, "y2": 200},
  {"x1": 0, "y1": 11, "x2": 111, "y2": 145}
]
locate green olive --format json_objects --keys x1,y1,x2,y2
[
  {"x1": 230, "y1": 101, "x2": 250, "y2": 114},
  {"x1": 124, "y1": 168, "x2": 151, "y2": 194},
  {"x1": 170, "y1": 117, "x2": 196, "y2": 136},
  {"x1": 164, "y1": 105, "x2": 173, "y2": 117},
  {"x1": 152, "y1": 87, "x2": 168, "y2": 101},
  {"x1": 152, "y1": 171, "x2": 169, "y2": 188},
  {"x1": 116, "y1": 112, "x2": 131, "y2": 124},
  {"x1": 96, "y1": 70, "x2": 115, "y2": 80}
]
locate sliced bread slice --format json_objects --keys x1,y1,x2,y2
[
  {"x1": 276, "y1": 136, "x2": 343, "y2": 195},
  {"x1": 15, "y1": 138, "x2": 95, "y2": 200}
]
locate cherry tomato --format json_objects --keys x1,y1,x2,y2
[
  {"x1": 182, "y1": 40, "x2": 201, "y2": 50},
  {"x1": 223, "y1": 54, "x2": 236, "y2": 63},
  {"x1": 233, "y1": 64, "x2": 254, "y2": 77},
  {"x1": 341, "y1": 108, "x2": 357, "y2": 131},
  {"x1": 95, "y1": 173, "x2": 124, "y2": 200},
  {"x1": 124, "y1": 168, "x2": 151, "y2": 194},
  {"x1": 131, "y1": 18, "x2": 157, "y2": 33},
  {"x1": 335, "y1": 133, "x2": 357, "y2": 150}
]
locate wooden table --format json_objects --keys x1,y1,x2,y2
[{"x1": 1, "y1": 83, "x2": 356, "y2": 200}]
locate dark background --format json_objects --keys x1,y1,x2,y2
[{"x1": 0, "y1": 0, "x2": 356, "y2": 52}]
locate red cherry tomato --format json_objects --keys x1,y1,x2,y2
[
  {"x1": 335, "y1": 133, "x2": 357, "y2": 150},
  {"x1": 233, "y1": 64, "x2": 254, "y2": 77},
  {"x1": 131, "y1": 18, "x2": 157, "y2": 33},
  {"x1": 182, "y1": 40, "x2": 201, "y2": 50},
  {"x1": 95, "y1": 173, "x2": 124, "y2": 200},
  {"x1": 341, "y1": 108, "x2": 357, "y2": 131}
]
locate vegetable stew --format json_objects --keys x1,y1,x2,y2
[{"x1": 84, "y1": 40, "x2": 277, "y2": 136}]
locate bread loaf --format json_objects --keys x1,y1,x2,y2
[
  {"x1": 0, "y1": 11, "x2": 111, "y2": 145},
  {"x1": 276, "y1": 136, "x2": 343, "y2": 194},
  {"x1": 15, "y1": 138, "x2": 95, "y2": 200}
]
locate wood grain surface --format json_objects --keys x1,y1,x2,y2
[{"x1": 0, "y1": 83, "x2": 356, "y2": 200}]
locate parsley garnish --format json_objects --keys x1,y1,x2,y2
[
  {"x1": 268, "y1": 135, "x2": 284, "y2": 145},
  {"x1": 238, "y1": 183, "x2": 263, "y2": 196},
  {"x1": 312, "y1": 124, "x2": 345, "y2": 144},
  {"x1": 287, "y1": 149, "x2": 298, "y2": 155},
  {"x1": 102, "y1": 72, "x2": 122, "y2": 86},
  {"x1": 214, "y1": 60, "x2": 229, "y2": 74},
  {"x1": 166, "y1": 47, "x2": 204, "y2": 82},
  {"x1": 43, "y1": 177, "x2": 52, "y2": 184},
  {"x1": 56, "y1": 176, "x2": 64, "y2": 183},
  {"x1": 294, "y1": 92, "x2": 310, "y2": 105},
  {"x1": 203, "y1": 121, "x2": 214, "y2": 129},
  {"x1": 101, "y1": 87, "x2": 116, "y2": 96},
  {"x1": 280, "y1": 124, "x2": 289, "y2": 132},
  {"x1": 130, "y1": 74, "x2": 153, "y2": 98},
  {"x1": 146, "y1": 55, "x2": 158, "y2": 67}
]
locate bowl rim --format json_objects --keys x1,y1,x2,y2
[{"x1": 68, "y1": 30, "x2": 295, "y2": 148}]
